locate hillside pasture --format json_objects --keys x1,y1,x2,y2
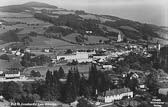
[
  {"x1": 79, "y1": 14, "x2": 113, "y2": 23},
  {"x1": 52, "y1": 10, "x2": 75, "y2": 15},
  {"x1": 62, "y1": 33, "x2": 81, "y2": 43},
  {"x1": 28, "y1": 36, "x2": 75, "y2": 49},
  {"x1": 63, "y1": 33, "x2": 108, "y2": 44},
  {"x1": 0, "y1": 11, "x2": 33, "y2": 17},
  {"x1": 120, "y1": 26, "x2": 139, "y2": 32},
  {"x1": 0, "y1": 13, "x2": 52, "y2": 34},
  {"x1": 0, "y1": 25, "x2": 21, "y2": 34},
  {"x1": 99, "y1": 24, "x2": 120, "y2": 33},
  {"x1": 85, "y1": 35, "x2": 108, "y2": 44},
  {"x1": 0, "y1": 17, "x2": 51, "y2": 25}
]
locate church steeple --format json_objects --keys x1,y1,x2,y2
[{"x1": 117, "y1": 32, "x2": 122, "y2": 42}]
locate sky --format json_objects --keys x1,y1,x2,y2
[{"x1": 0, "y1": 0, "x2": 168, "y2": 26}]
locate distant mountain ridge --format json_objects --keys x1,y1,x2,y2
[
  {"x1": 22, "y1": 1, "x2": 58, "y2": 8},
  {"x1": 0, "y1": 1, "x2": 57, "y2": 12}
]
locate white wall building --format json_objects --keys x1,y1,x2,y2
[
  {"x1": 97, "y1": 88, "x2": 133, "y2": 103},
  {"x1": 5, "y1": 71, "x2": 20, "y2": 79},
  {"x1": 57, "y1": 51, "x2": 96, "y2": 63}
]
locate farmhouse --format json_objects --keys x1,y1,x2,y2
[{"x1": 97, "y1": 88, "x2": 133, "y2": 103}]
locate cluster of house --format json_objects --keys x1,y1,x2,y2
[
  {"x1": 0, "y1": 70, "x2": 34, "y2": 82},
  {"x1": 1, "y1": 47, "x2": 26, "y2": 56},
  {"x1": 56, "y1": 48, "x2": 132, "y2": 64},
  {"x1": 97, "y1": 88, "x2": 133, "y2": 103}
]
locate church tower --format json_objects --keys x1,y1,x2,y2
[{"x1": 117, "y1": 32, "x2": 122, "y2": 42}]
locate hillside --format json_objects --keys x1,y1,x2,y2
[
  {"x1": 0, "y1": 1, "x2": 167, "y2": 46},
  {"x1": 0, "y1": 1, "x2": 57, "y2": 13}
]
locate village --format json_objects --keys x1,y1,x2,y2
[
  {"x1": 0, "y1": 1, "x2": 168, "y2": 107},
  {"x1": 0, "y1": 32, "x2": 168, "y2": 107}
]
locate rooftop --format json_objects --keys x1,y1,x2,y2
[
  {"x1": 5, "y1": 70, "x2": 20, "y2": 74},
  {"x1": 105, "y1": 88, "x2": 131, "y2": 96}
]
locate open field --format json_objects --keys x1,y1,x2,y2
[
  {"x1": 0, "y1": 11, "x2": 52, "y2": 34},
  {"x1": 63, "y1": 33, "x2": 108, "y2": 44},
  {"x1": 28, "y1": 36, "x2": 75, "y2": 49},
  {"x1": 0, "y1": 17, "x2": 51, "y2": 25},
  {"x1": 52, "y1": 10, "x2": 75, "y2": 15},
  {"x1": 120, "y1": 26, "x2": 139, "y2": 32},
  {"x1": 0, "y1": 54, "x2": 22, "y2": 71},
  {"x1": 99, "y1": 24, "x2": 120, "y2": 33},
  {"x1": 0, "y1": 12, "x2": 33, "y2": 17},
  {"x1": 85, "y1": 35, "x2": 108, "y2": 44},
  {"x1": 79, "y1": 14, "x2": 114, "y2": 23},
  {"x1": 0, "y1": 17, "x2": 52, "y2": 34},
  {"x1": 62, "y1": 33, "x2": 80, "y2": 43},
  {"x1": 0, "y1": 59, "x2": 11, "y2": 71}
]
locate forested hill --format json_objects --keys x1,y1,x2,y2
[
  {"x1": 0, "y1": 2, "x2": 168, "y2": 45},
  {"x1": 34, "y1": 12, "x2": 168, "y2": 45}
]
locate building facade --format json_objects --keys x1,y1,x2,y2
[
  {"x1": 98, "y1": 88, "x2": 133, "y2": 103},
  {"x1": 57, "y1": 50, "x2": 96, "y2": 63}
]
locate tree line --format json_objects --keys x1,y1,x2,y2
[
  {"x1": 34, "y1": 13, "x2": 105, "y2": 36},
  {"x1": 0, "y1": 64, "x2": 114, "y2": 105}
]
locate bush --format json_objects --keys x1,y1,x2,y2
[
  {"x1": 30, "y1": 70, "x2": 41, "y2": 77},
  {"x1": 0, "y1": 54, "x2": 9, "y2": 61}
]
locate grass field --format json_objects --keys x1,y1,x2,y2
[
  {"x1": 28, "y1": 36, "x2": 75, "y2": 49},
  {"x1": 52, "y1": 11, "x2": 75, "y2": 15},
  {"x1": 62, "y1": 33, "x2": 80, "y2": 43},
  {"x1": 0, "y1": 12, "x2": 52, "y2": 34},
  {"x1": 99, "y1": 24, "x2": 120, "y2": 33},
  {"x1": 0, "y1": 53, "x2": 22, "y2": 71},
  {"x1": 85, "y1": 35, "x2": 108, "y2": 44},
  {"x1": 120, "y1": 26, "x2": 139, "y2": 32},
  {"x1": 63, "y1": 33, "x2": 108, "y2": 44},
  {"x1": 79, "y1": 14, "x2": 113, "y2": 23},
  {"x1": 0, "y1": 11, "x2": 33, "y2": 17}
]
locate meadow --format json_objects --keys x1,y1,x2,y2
[
  {"x1": 79, "y1": 14, "x2": 114, "y2": 23},
  {"x1": 28, "y1": 36, "x2": 75, "y2": 49},
  {"x1": 0, "y1": 11, "x2": 52, "y2": 35}
]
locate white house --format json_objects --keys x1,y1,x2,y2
[
  {"x1": 86, "y1": 30, "x2": 93, "y2": 34},
  {"x1": 158, "y1": 88, "x2": 168, "y2": 96},
  {"x1": 0, "y1": 95, "x2": 4, "y2": 101},
  {"x1": 97, "y1": 88, "x2": 133, "y2": 103},
  {"x1": 43, "y1": 48, "x2": 50, "y2": 53},
  {"x1": 25, "y1": 48, "x2": 31, "y2": 53},
  {"x1": 102, "y1": 65, "x2": 113, "y2": 70},
  {"x1": 5, "y1": 71, "x2": 20, "y2": 79}
]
